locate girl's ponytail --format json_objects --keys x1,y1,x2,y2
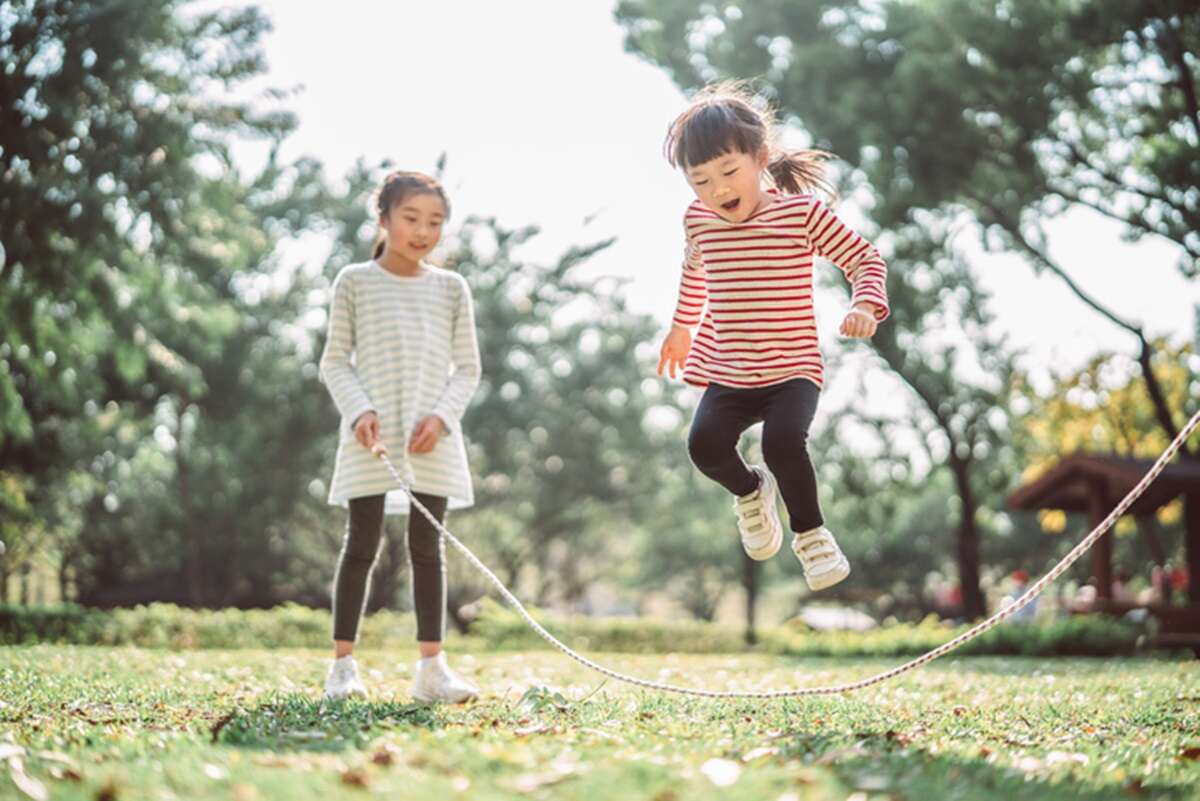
[{"x1": 767, "y1": 149, "x2": 837, "y2": 200}]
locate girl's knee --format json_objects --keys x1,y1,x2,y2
[
  {"x1": 687, "y1": 423, "x2": 730, "y2": 470},
  {"x1": 762, "y1": 430, "x2": 809, "y2": 469}
]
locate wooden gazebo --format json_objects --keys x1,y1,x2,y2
[{"x1": 1008, "y1": 454, "x2": 1200, "y2": 649}]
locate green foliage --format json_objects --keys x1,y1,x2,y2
[
  {"x1": 0, "y1": 602, "x2": 418, "y2": 649},
  {"x1": 0, "y1": 601, "x2": 1153, "y2": 657}
]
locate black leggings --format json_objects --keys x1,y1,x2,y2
[
  {"x1": 687, "y1": 378, "x2": 824, "y2": 533},
  {"x1": 332, "y1": 493, "x2": 448, "y2": 643}
]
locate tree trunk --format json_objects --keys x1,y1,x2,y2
[
  {"x1": 949, "y1": 455, "x2": 985, "y2": 619},
  {"x1": 742, "y1": 550, "x2": 758, "y2": 646},
  {"x1": 1186, "y1": 492, "x2": 1200, "y2": 607},
  {"x1": 58, "y1": 554, "x2": 71, "y2": 604},
  {"x1": 177, "y1": 406, "x2": 203, "y2": 608},
  {"x1": 19, "y1": 562, "x2": 30, "y2": 606}
]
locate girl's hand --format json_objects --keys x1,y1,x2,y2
[
  {"x1": 839, "y1": 303, "x2": 879, "y2": 339},
  {"x1": 657, "y1": 325, "x2": 693, "y2": 379},
  {"x1": 353, "y1": 411, "x2": 381, "y2": 451},
  {"x1": 409, "y1": 415, "x2": 447, "y2": 454}
]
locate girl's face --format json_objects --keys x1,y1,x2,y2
[
  {"x1": 685, "y1": 146, "x2": 771, "y2": 223},
  {"x1": 379, "y1": 191, "x2": 447, "y2": 263}
]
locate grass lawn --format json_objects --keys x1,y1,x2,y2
[{"x1": 1, "y1": 646, "x2": 1198, "y2": 800}]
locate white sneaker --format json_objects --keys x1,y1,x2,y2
[
  {"x1": 410, "y1": 653, "x2": 479, "y2": 704},
  {"x1": 732, "y1": 465, "x2": 783, "y2": 560},
  {"x1": 324, "y1": 655, "x2": 368, "y2": 700},
  {"x1": 792, "y1": 527, "x2": 851, "y2": 591}
]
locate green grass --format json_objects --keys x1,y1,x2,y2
[{"x1": 1, "y1": 647, "x2": 1198, "y2": 800}]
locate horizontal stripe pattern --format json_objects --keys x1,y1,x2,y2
[
  {"x1": 672, "y1": 192, "x2": 889, "y2": 389},
  {"x1": 319, "y1": 262, "x2": 481, "y2": 515}
]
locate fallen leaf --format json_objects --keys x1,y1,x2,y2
[
  {"x1": 511, "y1": 771, "x2": 569, "y2": 792},
  {"x1": 341, "y1": 767, "x2": 370, "y2": 787},
  {"x1": 9, "y1": 758, "x2": 48, "y2": 801},
  {"x1": 34, "y1": 751, "x2": 73, "y2": 766},
  {"x1": 741, "y1": 746, "x2": 779, "y2": 762},
  {"x1": 952, "y1": 705, "x2": 968, "y2": 716},
  {"x1": 48, "y1": 765, "x2": 83, "y2": 782},
  {"x1": 699, "y1": 758, "x2": 741, "y2": 787},
  {"x1": 232, "y1": 784, "x2": 258, "y2": 801},
  {"x1": 1046, "y1": 751, "x2": 1089, "y2": 767},
  {"x1": 203, "y1": 764, "x2": 228, "y2": 780},
  {"x1": 1179, "y1": 746, "x2": 1200, "y2": 761},
  {"x1": 282, "y1": 730, "x2": 327, "y2": 741},
  {"x1": 371, "y1": 744, "x2": 401, "y2": 766}
]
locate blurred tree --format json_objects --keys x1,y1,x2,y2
[
  {"x1": 1011, "y1": 342, "x2": 1200, "y2": 600},
  {"x1": 0, "y1": 0, "x2": 293, "y2": 600},
  {"x1": 442, "y1": 217, "x2": 672, "y2": 613}
]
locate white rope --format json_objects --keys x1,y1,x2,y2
[{"x1": 375, "y1": 409, "x2": 1200, "y2": 698}]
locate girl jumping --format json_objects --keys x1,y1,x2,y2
[
  {"x1": 657, "y1": 84, "x2": 889, "y2": 591},
  {"x1": 319, "y1": 170, "x2": 481, "y2": 703}
]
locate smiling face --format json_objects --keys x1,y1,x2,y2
[
  {"x1": 379, "y1": 191, "x2": 446, "y2": 264},
  {"x1": 685, "y1": 146, "x2": 772, "y2": 223}
]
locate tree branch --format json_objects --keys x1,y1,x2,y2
[
  {"x1": 1048, "y1": 183, "x2": 1200, "y2": 262},
  {"x1": 976, "y1": 198, "x2": 1189, "y2": 454},
  {"x1": 1154, "y1": 10, "x2": 1200, "y2": 144}
]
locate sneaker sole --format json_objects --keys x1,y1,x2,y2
[
  {"x1": 803, "y1": 554, "x2": 851, "y2": 591},
  {"x1": 744, "y1": 524, "x2": 782, "y2": 560}
]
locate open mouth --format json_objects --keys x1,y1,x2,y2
[{"x1": 720, "y1": 198, "x2": 740, "y2": 213}]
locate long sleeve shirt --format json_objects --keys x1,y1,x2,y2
[
  {"x1": 319, "y1": 261, "x2": 481, "y2": 514},
  {"x1": 672, "y1": 191, "x2": 889, "y2": 389}
]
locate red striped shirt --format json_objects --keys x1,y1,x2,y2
[{"x1": 672, "y1": 192, "x2": 889, "y2": 389}]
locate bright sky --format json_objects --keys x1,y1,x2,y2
[{"x1": 227, "y1": 0, "x2": 1198, "y2": 419}]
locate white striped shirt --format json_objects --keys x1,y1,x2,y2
[
  {"x1": 672, "y1": 191, "x2": 889, "y2": 389},
  {"x1": 319, "y1": 261, "x2": 481, "y2": 514}
]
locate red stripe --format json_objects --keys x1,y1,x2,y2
[{"x1": 704, "y1": 253, "x2": 807, "y2": 265}]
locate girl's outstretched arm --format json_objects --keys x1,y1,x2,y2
[
  {"x1": 659, "y1": 221, "x2": 705, "y2": 378},
  {"x1": 319, "y1": 269, "x2": 376, "y2": 428},
  {"x1": 431, "y1": 275, "x2": 482, "y2": 434}
]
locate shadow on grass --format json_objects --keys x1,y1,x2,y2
[
  {"x1": 211, "y1": 692, "x2": 438, "y2": 751},
  {"x1": 770, "y1": 728, "x2": 1196, "y2": 801}
]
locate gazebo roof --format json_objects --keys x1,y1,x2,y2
[{"x1": 1007, "y1": 454, "x2": 1200, "y2": 516}]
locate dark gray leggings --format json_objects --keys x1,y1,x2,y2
[
  {"x1": 687, "y1": 378, "x2": 824, "y2": 533},
  {"x1": 332, "y1": 493, "x2": 447, "y2": 643}
]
